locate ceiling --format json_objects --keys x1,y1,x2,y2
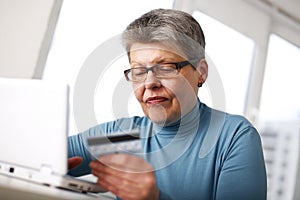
[{"x1": 259, "y1": 0, "x2": 300, "y2": 24}]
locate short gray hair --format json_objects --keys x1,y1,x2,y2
[{"x1": 122, "y1": 8, "x2": 206, "y2": 65}]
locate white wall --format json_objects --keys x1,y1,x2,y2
[{"x1": 0, "y1": 0, "x2": 62, "y2": 78}]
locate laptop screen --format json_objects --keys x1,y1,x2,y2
[{"x1": 0, "y1": 78, "x2": 69, "y2": 175}]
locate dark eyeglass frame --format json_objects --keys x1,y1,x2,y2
[{"x1": 124, "y1": 60, "x2": 193, "y2": 82}]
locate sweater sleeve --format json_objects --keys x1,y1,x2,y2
[
  {"x1": 159, "y1": 190, "x2": 173, "y2": 200},
  {"x1": 68, "y1": 133, "x2": 93, "y2": 176},
  {"x1": 215, "y1": 126, "x2": 267, "y2": 200},
  {"x1": 67, "y1": 117, "x2": 144, "y2": 176}
]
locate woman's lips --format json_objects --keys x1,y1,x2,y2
[{"x1": 146, "y1": 96, "x2": 168, "y2": 104}]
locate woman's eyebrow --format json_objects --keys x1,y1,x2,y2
[{"x1": 130, "y1": 57, "x2": 176, "y2": 67}]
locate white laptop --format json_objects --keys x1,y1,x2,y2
[{"x1": 0, "y1": 77, "x2": 106, "y2": 193}]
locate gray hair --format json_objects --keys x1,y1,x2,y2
[{"x1": 121, "y1": 8, "x2": 206, "y2": 66}]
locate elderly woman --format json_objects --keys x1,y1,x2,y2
[{"x1": 68, "y1": 8, "x2": 267, "y2": 200}]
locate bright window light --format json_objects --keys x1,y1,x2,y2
[
  {"x1": 193, "y1": 11, "x2": 255, "y2": 115},
  {"x1": 259, "y1": 34, "x2": 300, "y2": 122},
  {"x1": 43, "y1": 0, "x2": 174, "y2": 135}
]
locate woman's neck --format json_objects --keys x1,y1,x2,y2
[{"x1": 153, "y1": 99, "x2": 201, "y2": 136}]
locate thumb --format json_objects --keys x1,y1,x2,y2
[{"x1": 68, "y1": 156, "x2": 83, "y2": 170}]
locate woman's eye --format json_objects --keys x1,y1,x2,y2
[
  {"x1": 159, "y1": 65, "x2": 175, "y2": 72},
  {"x1": 132, "y1": 69, "x2": 146, "y2": 76}
]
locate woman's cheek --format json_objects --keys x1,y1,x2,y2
[{"x1": 133, "y1": 84, "x2": 144, "y2": 102}]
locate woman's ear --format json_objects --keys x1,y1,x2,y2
[{"x1": 196, "y1": 58, "x2": 208, "y2": 84}]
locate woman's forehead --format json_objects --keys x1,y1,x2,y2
[{"x1": 129, "y1": 42, "x2": 187, "y2": 60}]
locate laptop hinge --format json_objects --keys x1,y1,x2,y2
[{"x1": 40, "y1": 164, "x2": 53, "y2": 175}]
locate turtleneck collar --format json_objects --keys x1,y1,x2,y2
[{"x1": 152, "y1": 99, "x2": 202, "y2": 137}]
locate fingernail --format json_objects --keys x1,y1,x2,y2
[{"x1": 90, "y1": 162, "x2": 95, "y2": 168}]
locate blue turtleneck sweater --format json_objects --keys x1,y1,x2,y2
[{"x1": 68, "y1": 100, "x2": 267, "y2": 200}]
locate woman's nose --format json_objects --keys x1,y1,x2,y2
[{"x1": 144, "y1": 71, "x2": 162, "y2": 89}]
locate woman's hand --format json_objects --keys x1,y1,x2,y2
[
  {"x1": 90, "y1": 154, "x2": 159, "y2": 200},
  {"x1": 68, "y1": 156, "x2": 83, "y2": 170}
]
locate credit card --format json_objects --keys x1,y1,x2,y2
[{"x1": 87, "y1": 130, "x2": 142, "y2": 158}]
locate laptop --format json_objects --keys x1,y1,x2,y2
[{"x1": 0, "y1": 77, "x2": 106, "y2": 193}]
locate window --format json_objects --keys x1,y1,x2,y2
[
  {"x1": 43, "y1": 0, "x2": 174, "y2": 135},
  {"x1": 259, "y1": 34, "x2": 300, "y2": 122},
  {"x1": 258, "y1": 34, "x2": 300, "y2": 200},
  {"x1": 193, "y1": 11, "x2": 255, "y2": 115}
]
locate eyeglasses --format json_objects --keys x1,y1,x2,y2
[{"x1": 124, "y1": 60, "x2": 192, "y2": 82}]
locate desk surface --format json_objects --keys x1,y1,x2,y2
[{"x1": 0, "y1": 174, "x2": 115, "y2": 200}]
